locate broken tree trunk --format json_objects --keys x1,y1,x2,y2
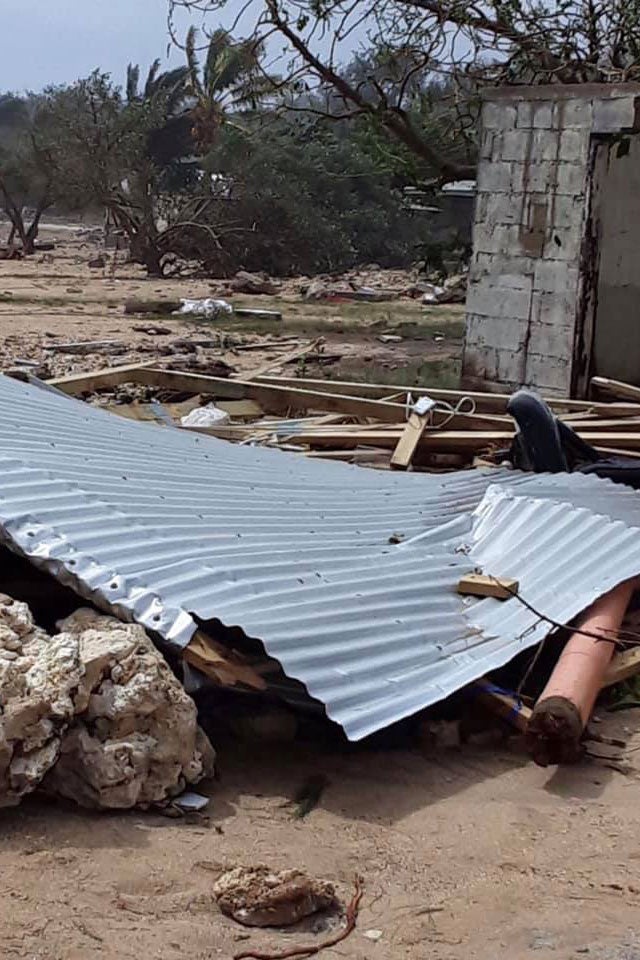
[{"x1": 526, "y1": 578, "x2": 637, "y2": 767}]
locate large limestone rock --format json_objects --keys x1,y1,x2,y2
[{"x1": 0, "y1": 599, "x2": 214, "y2": 810}]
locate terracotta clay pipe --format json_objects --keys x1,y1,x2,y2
[{"x1": 526, "y1": 577, "x2": 638, "y2": 767}]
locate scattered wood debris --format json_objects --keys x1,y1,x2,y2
[{"x1": 457, "y1": 574, "x2": 519, "y2": 601}]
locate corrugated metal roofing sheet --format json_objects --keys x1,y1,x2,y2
[{"x1": 0, "y1": 374, "x2": 639, "y2": 739}]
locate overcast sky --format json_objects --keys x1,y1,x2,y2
[
  {"x1": 1, "y1": 0, "x2": 369, "y2": 94},
  {"x1": 1, "y1": 0, "x2": 207, "y2": 93}
]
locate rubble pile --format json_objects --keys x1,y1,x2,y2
[{"x1": 0, "y1": 599, "x2": 214, "y2": 809}]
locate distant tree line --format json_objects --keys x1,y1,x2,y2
[{"x1": 0, "y1": 30, "x2": 474, "y2": 276}]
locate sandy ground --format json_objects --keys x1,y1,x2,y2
[
  {"x1": 2, "y1": 227, "x2": 640, "y2": 960},
  {"x1": 3, "y1": 718, "x2": 640, "y2": 960},
  {"x1": 0, "y1": 226, "x2": 464, "y2": 385}
]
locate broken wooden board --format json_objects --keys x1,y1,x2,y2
[
  {"x1": 257, "y1": 375, "x2": 640, "y2": 417},
  {"x1": 215, "y1": 399, "x2": 264, "y2": 418},
  {"x1": 602, "y1": 647, "x2": 640, "y2": 687},
  {"x1": 234, "y1": 307, "x2": 282, "y2": 321},
  {"x1": 276, "y1": 427, "x2": 640, "y2": 454},
  {"x1": 390, "y1": 411, "x2": 431, "y2": 470},
  {"x1": 457, "y1": 574, "x2": 519, "y2": 600},
  {"x1": 47, "y1": 359, "x2": 167, "y2": 395},
  {"x1": 242, "y1": 338, "x2": 323, "y2": 381},
  {"x1": 132, "y1": 367, "x2": 411, "y2": 422},
  {"x1": 183, "y1": 630, "x2": 266, "y2": 690},
  {"x1": 591, "y1": 376, "x2": 640, "y2": 404},
  {"x1": 106, "y1": 397, "x2": 201, "y2": 423},
  {"x1": 471, "y1": 679, "x2": 532, "y2": 733}
]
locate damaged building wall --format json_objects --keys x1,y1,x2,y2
[
  {"x1": 591, "y1": 135, "x2": 640, "y2": 385},
  {"x1": 462, "y1": 84, "x2": 640, "y2": 397}
]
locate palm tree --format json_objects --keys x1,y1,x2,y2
[
  {"x1": 125, "y1": 60, "x2": 190, "y2": 113},
  {"x1": 185, "y1": 26, "x2": 265, "y2": 150}
]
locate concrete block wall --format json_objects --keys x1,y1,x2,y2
[{"x1": 463, "y1": 85, "x2": 640, "y2": 396}]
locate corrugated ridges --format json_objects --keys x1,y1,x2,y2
[{"x1": 0, "y1": 375, "x2": 639, "y2": 739}]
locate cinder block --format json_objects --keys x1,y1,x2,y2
[
  {"x1": 558, "y1": 129, "x2": 590, "y2": 163},
  {"x1": 467, "y1": 279, "x2": 532, "y2": 322},
  {"x1": 555, "y1": 162, "x2": 587, "y2": 195},
  {"x1": 524, "y1": 352, "x2": 571, "y2": 393},
  {"x1": 518, "y1": 162, "x2": 557, "y2": 193},
  {"x1": 471, "y1": 252, "x2": 533, "y2": 278},
  {"x1": 473, "y1": 223, "x2": 522, "y2": 255},
  {"x1": 479, "y1": 129, "x2": 495, "y2": 160},
  {"x1": 533, "y1": 260, "x2": 579, "y2": 295},
  {"x1": 476, "y1": 160, "x2": 513, "y2": 193},
  {"x1": 531, "y1": 129, "x2": 563, "y2": 161},
  {"x1": 544, "y1": 226, "x2": 582, "y2": 262},
  {"x1": 531, "y1": 102, "x2": 555, "y2": 129},
  {"x1": 527, "y1": 321, "x2": 574, "y2": 360},
  {"x1": 482, "y1": 101, "x2": 517, "y2": 130},
  {"x1": 593, "y1": 96, "x2": 639, "y2": 133},
  {"x1": 549, "y1": 194, "x2": 585, "y2": 230},
  {"x1": 500, "y1": 129, "x2": 533, "y2": 162},
  {"x1": 483, "y1": 192, "x2": 525, "y2": 227},
  {"x1": 555, "y1": 98, "x2": 593, "y2": 129},
  {"x1": 516, "y1": 101, "x2": 534, "y2": 129}
]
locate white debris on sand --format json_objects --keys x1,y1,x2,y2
[{"x1": 0, "y1": 599, "x2": 214, "y2": 810}]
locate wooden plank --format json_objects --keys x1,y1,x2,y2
[
  {"x1": 282, "y1": 428, "x2": 496, "y2": 451},
  {"x1": 47, "y1": 360, "x2": 162, "y2": 395},
  {"x1": 591, "y1": 376, "x2": 640, "y2": 403},
  {"x1": 258, "y1": 375, "x2": 640, "y2": 416},
  {"x1": 133, "y1": 367, "x2": 415, "y2": 422},
  {"x1": 305, "y1": 449, "x2": 390, "y2": 462},
  {"x1": 457, "y1": 574, "x2": 519, "y2": 600},
  {"x1": 83, "y1": 368, "x2": 516, "y2": 431},
  {"x1": 602, "y1": 647, "x2": 640, "y2": 687},
  {"x1": 594, "y1": 446, "x2": 640, "y2": 460},
  {"x1": 242, "y1": 337, "x2": 322, "y2": 380},
  {"x1": 279, "y1": 427, "x2": 640, "y2": 453},
  {"x1": 215, "y1": 399, "x2": 264, "y2": 418},
  {"x1": 471, "y1": 679, "x2": 532, "y2": 733},
  {"x1": 390, "y1": 411, "x2": 430, "y2": 469},
  {"x1": 567, "y1": 417, "x2": 640, "y2": 432},
  {"x1": 234, "y1": 307, "x2": 282, "y2": 321},
  {"x1": 183, "y1": 630, "x2": 266, "y2": 690}
]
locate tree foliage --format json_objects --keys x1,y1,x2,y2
[
  {"x1": 169, "y1": 0, "x2": 640, "y2": 180},
  {"x1": 198, "y1": 114, "x2": 440, "y2": 275},
  {"x1": 1, "y1": 30, "x2": 469, "y2": 275}
]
